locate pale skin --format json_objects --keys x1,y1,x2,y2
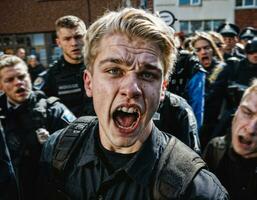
[
  {"x1": 56, "y1": 26, "x2": 85, "y2": 64},
  {"x1": 0, "y1": 63, "x2": 31, "y2": 104},
  {"x1": 232, "y1": 92, "x2": 257, "y2": 159},
  {"x1": 84, "y1": 33, "x2": 165, "y2": 154},
  {"x1": 194, "y1": 39, "x2": 213, "y2": 68}
]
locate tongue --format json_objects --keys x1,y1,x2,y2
[{"x1": 116, "y1": 112, "x2": 137, "y2": 128}]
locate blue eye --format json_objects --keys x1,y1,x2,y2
[
  {"x1": 107, "y1": 68, "x2": 123, "y2": 76},
  {"x1": 141, "y1": 72, "x2": 155, "y2": 80}
]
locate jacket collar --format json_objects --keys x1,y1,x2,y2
[{"x1": 77, "y1": 122, "x2": 170, "y2": 186}]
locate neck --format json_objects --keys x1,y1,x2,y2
[{"x1": 63, "y1": 55, "x2": 82, "y2": 65}]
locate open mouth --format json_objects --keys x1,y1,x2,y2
[
  {"x1": 16, "y1": 87, "x2": 26, "y2": 94},
  {"x1": 238, "y1": 135, "x2": 252, "y2": 146},
  {"x1": 113, "y1": 106, "x2": 140, "y2": 132}
]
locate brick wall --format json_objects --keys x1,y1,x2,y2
[{"x1": 235, "y1": 9, "x2": 257, "y2": 29}]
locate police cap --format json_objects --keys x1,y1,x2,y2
[
  {"x1": 245, "y1": 37, "x2": 257, "y2": 54},
  {"x1": 217, "y1": 23, "x2": 240, "y2": 37},
  {"x1": 239, "y1": 27, "x2": 257, "y2": 40}
]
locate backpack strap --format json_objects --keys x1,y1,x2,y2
[
  {"x1": 153, "y1": 136, "x2": 206, "y2": 199},
  {"x1": 52, "y1": 116, "x2": 97, "y2": 171}
]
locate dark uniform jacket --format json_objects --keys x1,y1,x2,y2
[
  {"x1": 0, "y1": 91, "x2": 76, "y2": 200},
  {"x1": 33, "y1": 56, "x2": 95, "y2": 117},
  {"x1": 204, "y1": 58, "x2": 257, "y2": 141},
  {"x1": 153, "y1": 91, "x2": 200, "y2": 153},
  {"x1": 223, "y1": 46, "x2": 245, "y2": 61},
  {"x1": 203, "y1": 136, "x2": 257, "y2": 200},
  {"x1": 0, "y1": 122, "x2": 18, "y2": 200},
  {"x1": 39, "y1": 120, "x2": 229, "y2": 200},
  {"x1": 168, "y1": 51, "x2": 205, "y2": 129}
]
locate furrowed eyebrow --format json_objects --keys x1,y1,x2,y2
[{"x1": 99, "y1": 58, "x2": 124, "y2": 65}]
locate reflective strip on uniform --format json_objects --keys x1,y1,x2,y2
[{"x1": 58, "y1": 88, "x2": 82, "y2": 95}]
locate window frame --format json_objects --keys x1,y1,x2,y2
[
  {"x1": 236, "y1": 0, "x2": 257, "y2": 8},
  {"x1": 179, "y1": 0, "x2": 201, "y2": 6}
]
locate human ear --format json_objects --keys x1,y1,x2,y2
[{"x1": 83, "y1": 70, "x2": 93, "y2": 97}]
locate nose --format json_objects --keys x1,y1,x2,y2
[
  {"x1": 70, "y1": 37, "x2": 78, "y2": 46},
  {"x1": 120, "y1": 73, "x2": 142, "y2": 99},
  {"x1": 246, "y1": 118, "x2": 257, "y2": 136}
]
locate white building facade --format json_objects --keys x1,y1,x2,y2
[{"x1": 154, "y1": 0, "x2": 235, "y2": 34}]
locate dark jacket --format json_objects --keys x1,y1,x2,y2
[
  {"x1": 168, "y1": 51, "x2": 205, "y2": 129},
  {"x1": 0, "y1": 121, "x2": 18, "y2": 200},
  {"x1": 154, "y1": 91, "x2": 200, "y2": 153},
  {"x1": 39, "y1": 119, "x2": 229, "y2": 200},
  {"x1": 33, "y1": 56, "x2": 95, "y2": 117},
  {"x1": 203, "y1": 136, "x2": 257, "y2": 200},
  {"x1": 203, "y1": 58, "x2": 257, "y2": 143},
  {"x1": 0, "y1": 91, "x2": 76, "y2": 200}
]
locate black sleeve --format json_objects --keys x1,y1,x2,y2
[{"x1": 183, "y1": 169, "x2": 229, "y2": 200}]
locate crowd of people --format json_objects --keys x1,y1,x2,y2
[{"x1": 0, "y1": 7, "x2": 256, "y2": 200}]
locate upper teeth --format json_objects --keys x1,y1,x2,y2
[{"x1": 117, "y1": 106, "x2": 138, "y2": 114}]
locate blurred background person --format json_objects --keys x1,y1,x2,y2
[
  {"x1": 239, "y1": 26, "x2": 257, "y2": 48},
  {"x1": 204, "y1": 37, "x2": 257, "y2": 147},
  {"x1": 217, "y1": 22, "x2": 245, "y2": 61},
  {"x1": 191, "y1": 32, "x2": 226, "y2": 144},
  {"x1": 15, "y1": 48, "x2": 26, "y2": 61},
  {"x1": 27, "y1": 55, "x2": 45, "y2": 83},
  {"x1": 203, "y1": 79, "x2": 257, "y2": 200}
]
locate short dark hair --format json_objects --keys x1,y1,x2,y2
[{"x1": 55, "y1": 15, "x2": 86, "y2": 34}]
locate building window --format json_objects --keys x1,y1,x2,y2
[
  {"x1": 179, "y1": 20, "x2": 225, "y2": 34},
  {"x1": 179, "y1": 0, "x2": 201, "y2": 6},
  {"x1": 236, "y1": 0, "x2": 257, "y2": 7}
]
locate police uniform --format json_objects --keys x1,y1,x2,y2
[
  {"x1": 0, "y1": 91, "x2": 75, "y2": 200},
  {"x1": 153, "y1": 91, "x2": 201, "y2": 153},
  {"x1": 239, "y1": 27, "x2": 257, "y2": 42},
  {"x1": 217, "y1": 23, "x2": 245, "y2": 60},
  {"x1": 34, "y1": 56, "x2": 95, "y2": 117},
  {"x1": 203, "y1": 51, "x2": 257, "y2": 146},
  {"x1": 0, "y1": 121, "x2": 18, "y2": 200}
]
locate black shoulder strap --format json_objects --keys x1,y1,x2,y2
[
  {"x1": 153, "y1": 136, "x2": 206, "y2": 199},
  {"x1": 50, "y1": 116, "x2": 97, "y2": 192},
  {"x1": 52, "y1": 116, "x2": 97, "y2": 171}
]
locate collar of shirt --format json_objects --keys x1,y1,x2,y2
[
  {"x1": 6, "y1": 98, "x2": 20, "y2": 110},
  {"x1": 77, "y1": 122, "x2": 169, "y2": 186}
]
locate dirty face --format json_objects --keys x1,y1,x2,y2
[
  {"x1": 0, "y1": 63, "x2": 32, "y2": 104},
  {"x1": 84, "y1": 33, "x2": 164, "y2": 153},
  {"x1": 193, "y1": 39, "x2": 213, "y2": 68},
  {"x1": 232, "y1": 92, "x2": 257, "y2": 159}
]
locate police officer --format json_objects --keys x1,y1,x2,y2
[
  {"x1": 203, "y1": 79, "x2": 257, "y2": 200},
  {"x1": 239, "y1": 26, "x2": 257, "y2": 48},
  {"x1": 0, "y1": 55, "x2": 76, "y2": 200},
  {"x1": 205, "y1": 37, "x2": 257, "y2": 145},
  {"x1": 0, "y1": 118, "x2": 18, "y2": 200},
  {"x1": 34, "y1": 15, "x2": 94, "y2": 117},
  {"x1": 217, "y1": 22, "x2": 245, "y2": 61}
]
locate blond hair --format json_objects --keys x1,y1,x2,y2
[
  {"x1": 191, "y1": 32, "x2": 224, "y2": 62},
  {"x1": 83, "y1": 8, "x2": 177, "y2": 79},
  {"x1": 0, "y1": 54, "x2": 28, "y2": 72},
  {"x1": 240, "y1": 79, "x2": 257, "y2": 102}
]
